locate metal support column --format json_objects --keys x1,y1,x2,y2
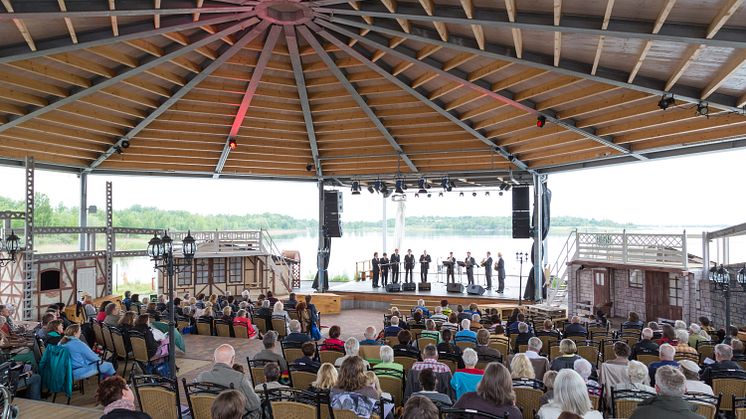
[
  {"x1": 533, "y1": 173, "x2": 544, "y2": 302},
  {"x1": 22, "y1": 157, "x2": 35, "y2": 321},
  {"x1": 105, "y1": 182, "x2": 113, "y2": 296},
  {"x1": 79, "y1": 172, "x2": 87, "y2": 251},
  {"x1": 382, "y1": 196, "x2": 387, "y2": 252},
  {"x1": 702, "y1": 231, "x2": 710, "y2": 278},
  {"x1": 317, "y1": 180, "x2": 326, "y2": 292}
]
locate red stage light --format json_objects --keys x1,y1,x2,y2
[
  {"x1": 536, "y1": 115, "x2": 547, "y2": 128},
  {"x1": 228, "y1": 138, "x2": 237, "y2": 150}
]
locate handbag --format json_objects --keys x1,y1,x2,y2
[{"x1": 310, "y1": 323, "x2": 321, "y2": 341}]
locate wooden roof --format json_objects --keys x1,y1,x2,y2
[{"x1": 0, "y1": 0, "x2": 745, "y2": 183}]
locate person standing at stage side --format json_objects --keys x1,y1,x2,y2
[
  {"x1": 496, "y1": 252, "x2": 506, "y2": 293},
  {"x1": 483, "y1": 252, "x2": 493, "y2": 290},
  {"x1": 420, "y1": 250, "x2": 432, "y2": 283},
  {"x1": 404, "y1": 249, "x2": 415, "y2": 283},
  {"x1": 381, "y1": 253, "x2": 390, "y2": 287},
  {"x1": 445, "y1": 252, "x2": 456, "y2": 284},
  {"x1": 390, "y1": 249, "x2": 401, "y2": 284},
  {"x1": 464, "y1": 252, "x2": 476, "y2": 285},
  {"x1": 372, "y1": 252, "x2": 381, "y2": 288}
]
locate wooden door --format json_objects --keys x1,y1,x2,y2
[
  {"x1": 645, "y1": 271, "x2": 671, "y2": 321},
  {"x1": 210, "y1": 258, "x2": 227, "y2": 296},
  {"x1": 593, "y1": 270, "x2": 610, "y2": 310}
]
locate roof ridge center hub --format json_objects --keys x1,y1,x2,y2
[{"x1": 255, "y1": 0, "x2": 312, "y2": 25}]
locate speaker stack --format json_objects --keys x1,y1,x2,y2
[
  {"x1": 385, "y1": 283, "x2": 401, "y2": 292},
  {"x1": 401, "y1": 282, "x2": 416, "y2": 292},
  {"x1": 512, "y1": 186, "x2": 531, "y2": 239},
  {"x1": 466, "y1": 284, "x2": 486, "y2": 295},
  {"x1": 323, "y1": 191, "x2": 343, "y2": 238},
  {"x1": 447, "y1": 283, "x2": 464, "y2": 293},
  {"x1": 418, "y1": 282, "x2": 431, "y2": 291}
]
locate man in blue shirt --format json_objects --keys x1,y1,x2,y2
[
  {"x1": 648, "y1": 343, "x2": 679, "y2": 385},
  {"x1": 384, "y1": 316, "x2": 402, "y2": 337},
  {"x1": 455, "y1": 319, "x2": 477, "y2": 344},
  {"x1": 412, "y1": 299, "x2": 431, "y2": 317},
  {"x1": 284, "y1": 320, "x2": 311, "y2": 344},
  {"x1": 564, "y1": 315, "x2": 588, "y2": 337},
  {"x1": 360, "y1": 326, "x2": 381, "y2": 345}
]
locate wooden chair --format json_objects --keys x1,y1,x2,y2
[
  {"x1": 318, "y1": 348, "x2": 345, "y2": 365},
  {"x1": 102, "y1": 323, "x2": 116, "y2": 358},
  {"x1": 456, "y1": 340, "x2": 476, "y2": 351},
  {"x1": 549, "y1": 345, "x2": 561, "y2": 361},
  {"x1": 602, "y1": 340, "x2": 618, "y2": 362},
  {"x1": 272, "y1": 318, "x2": 289, "y2": 340},
  {"x1": 578, "y1": 343, "x2": 600, "y2": 367},
  {"x1": 394, "y1": 355, "x2": 418, "y2": 373},
  {"x1": 378, "y1": 374, "x2": 404, "y2": 406},
  {"x1": 132, "y1": 374, "x2": 181, "y2": 419},
  {"x1": 489, "y1": 341, "x2": 509, "y2": 361},
  {"x1": 255, "y1": 317, "x2": 269, "y2": 335},
  {"x1": 674, "y1": 352, "x2": 699, "y2": 363},
  {"x1": 182, "y1": 380, "x2": 232, "y2": 419},
  {"x1": 234, "y1": 323, "x2": 249, "y2": 339},
  {"x1": 696, "y1": 341, "x2": 715, "y2": 364},
  {"x1": 537, "y1": 335, "x2": 558, "y2": 356},
  {"x1": 509, "y1": 335, "x2": 518, "y2": 353},
  {"x1": 517, "y1": 344, "x2": 527, "y2": 353},
  {"x1": 360, "y1": 345, "x2": 382, "y2": 361},
  {"x1": 437, "y1": 352, "x2": 460, "y2": 374},
  {"x1": 684, "y1": 393, "x2": 720, "y2": 419},
  {"x1": 713, "y1": 376, "x2": 746, "y2": 413},
  {"x1": 176, "y1": 317, "x2": 190, "y2": 332},
  {"x1": 196, "y1": 319, "x2": 212, "y2": 336},
  {"x1": 384, "y1": 336, "x2": 398, "y2": 347},
  {"x1": 611, "y1": 388, "x2": 655, "y2": 419},
  {"x1": 129, "y1": 331, "x2": 152, "y2": 377},
  {"x1": 282, "y1": 342, "x2": 305, "y2": 364},
  {"x1": 514, "y1": 386, "x2": 543, "y2": 419},
  {"x1": 91, "y1": 322, "x2": 107, "y2": 358},
  {"x1": 417, "y1": 337, "x2": 437, "y2": 350},
  {"x1": 290, "y1": 370, "x2": 317, "y2": 390},
  {"x1": 636, "y1": 354, "x2": 659, "y2": 367},
  {"x1": 246, "y1": 359, "x2": 268, "y2": 388},
  {"x1": 733, "y1": 395, "x2": 746, "y2": 419},
  {"x1": 109, "y1": 327, "x2": 130, "y2": 377},
  {"x1": 476, "y1": 354, "x2": 502, "y2": 370},
  {"x1": 214, "y1": 320, "x2": 232, "y2": 337}
]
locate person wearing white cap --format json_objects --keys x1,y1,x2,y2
[{"x1": 678, "y1": 360, "x2": 713, "y2": 395}]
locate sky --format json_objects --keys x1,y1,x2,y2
[{"x1": 0, "y1": 147, "x2": 745, "y2": 227}]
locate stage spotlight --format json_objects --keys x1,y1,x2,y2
[
  {"x1": 351, "y1": 181, "x2": 361, "y2": 195},
  {"x1": 459, "y1": 192, "x2": 464, "y2": 197},
  {"x1": 697, "y1": 102, "x2": 709, "y2": 117},
  {"x1": 414, "y1": 193, "x2": 419, "y2": 198},
  {"x1": 499, "y1": 183, "x2": 506, "y2": 191},
  {"x1": 536, "y1": 115, "x2": 547, "y2": 128},
  {"x1": 485, "y1": 191, "x2": 490, "y2": 196},
  {"x1": 427, "y1": 193, "x2": 432, "y2": 198},
  {"x1": 417, "y1": 177, "x2": 427, "y2": 194},
  {"x1": 121, "y1": 140, "x2": 130, "y2": 149},
  {"x1": 499, "y1": 191, "x2": 504, "y2": 196},
  {"x1": 504, "y1": 183, "x2": 512, "y2": 191},
  {"x1": 380, "y1": 182, "x2": 389, "y2": 195},
  {"x1": 305, "y1": 163, "x2": 313, "y2": 172},
  {"x1": 658, "y1": 94, "x2": 675, "y2": 110},
  {"x1": 367, "y1": 185, "x2": 375, "y2": 194},
  {"x1": 229, "y1": 138, "x2": 237, "y2": 151},
  {"x1": 472, "y1": 192, "x2": 477, "y2": 197},
  {"x1": 438, "y1": 192, "x2": 443, "y2": 197},
  {"x1": 374, "y1": 180, "x2": 382, "y2": 193},
  {"x1": 395, "y1": 179, "x2": 405, "y2": 194},
  {"x1": 383, "y1": 189, "x2": 393, "y2": 198}
]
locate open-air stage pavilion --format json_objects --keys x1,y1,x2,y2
[{"x1": 0, "y1": 0, "x2": 745, "y2": 417}]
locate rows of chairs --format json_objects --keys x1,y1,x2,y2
[
  {"x1": 91, "y1": 322, "x2": 154, "y2": 379},
  {"x1": 131, "y1": 374, "x2": 233, "y2": 419},
  {"x1": 611, "y1": 388, "x2": 721, "y2": 419}
]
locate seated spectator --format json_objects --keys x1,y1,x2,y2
[
  {"x1": 403, "y1": 395, "x2": 440, "y2": 419},
  {"x1": 255, "y1": 362, "x2": 288, "y2": 392},
  {"x1": 537, "y1": 319, "x2": 562, "y2": 339},
  {"x1": 453, "y1": 362, "x2": 522, "y2": 417},
  {"x1": 199, "y1": 306, "x2": 215, "y2": 328},
  {"x1": 95, "y1": 301, "x2": 109, "y2": 323},
  {"x1": 594, "y1": 310, "x2": 608, "y2": 328},
  {"x1": 373, "y1": 345, "x2": 403, "y2": 374},
  {"x1": 700, "y1": 343, "x2": 743, "y2": 385},
  {"x1": 254, "y1": 331, "x2": 288, "y2": 371},
  {"x1": 384, "y1": 316, "x2": 402, "y2": 337},
  {"x1": 212, "y1": 389, "x2": 246, "y2": 419},
  {"x1": 412, "y1": 368, "x2": 452, "y2": 406},
  {"x1": 412, "y1": 344, "x2": 450, "y2": 373},
  {"x1": 632, "y1": 328, "x2": 659, "y2": 359},
  {"x1": 117, "y1": 311, "x2": 136, "y2": 352},
  {"x1": 285, "y1": 293, "x2": 298, "y2": 309},
  {"x1": 336, "y1": 337, "x2": 370, "y2": 368},
  {"x1": 470, "y1": 314, "x2": 483, "y2": 330},
  {"x1": 420, "y1": 319, "x2": 440, "y2": 343},
  {"x1": 197, "y1": 344, "x2": 261, "y2": 418},
  {"x1": 413, "y1": 299, "x2": 431, "y2": 317},
  {"x1": 515, "y1": 321, "x2": 535, "y2": 348},
  {"x1": 574, "y1": 358, "x2": 600, "y2": 395},
  {"x1": 450, "y1": 348, "x2": 483, "y2": 400},
  {"x1": 442, "y1": 313, "x2": 460, "y2": 333},
  {"x1": 409, "y1": 310, "x2": 426, "y2": 328},
  {"x1": 688, "y1": 323, "x2": 709, "y2": 348},
  {"x1": 674, "y1": 329, "x2": 697, "y2": 355},
  {"x1": 44, "y1": 319, "x2": 64, "y2": 346},
  {"x1": 507, "y1": 312, "x2": 526, "y2": 335},
  {"x1": 437, "y1": 328, "x2": 461, "y2": 356},
  {"x1": 699, "y1": 316, "x2": 715, "y2": 333},
  {"x1": 360, "y1": 326, "x2": 381, "y2": 345},
  {"x1": 232, "y1": 309, "x2": 257, "y2": 338},
  {"x1": 630, "y1": 366, "x2": 702, "y2": 419},
  {"x1": 455, "y1": 319, "x2": 477, "y2": 344},
  {"x1": 564, "y1": 316, "x2": 587, "y2": 337},
  {"x1": 271, "y1": 301, "x2": 290, "y2": 333},
  {"x1": 456, "y1": 305, "x2": 469, "y2": 322},
  {"x1": 221, "y1": 306, "x2": 234, "y2": 324},
  {"x1": 537, "y1": 369, "x2": 603, "y2": 419},
  {"x1": 365, "y1": 371, "x2": 394, "y2": 417},
  {"x1": 103, "y1": 303, "x2": 120, "y2": 327},
  {"x1": 97, "y1": 376, "x2": 152, "y2": 419},
  {"x1": 284, "y1": 320, "x2": 311, "y2": 344},
  {"x1": 439, "y1": 300, "x2": 452, "y2": 316},
  {"x1": 35, "y1": 312, "x2": 56, "y2": 340},
  {"x1": 615, "y1": 360, "x2": 655, "y2": 394},
  {"x1": 674, "y1": 320, "x2": 687, "y2": 331},
  {"x1": 256, "y1": 300, "x2": 272, "y2": 317},
  {"x1": 295, "y1": 301, "x2": 311, "y2": 333},
  {"x1": 599, "y1": 341, "x2": 631, "y2": 402},
  {"x1": 649, "y1": 343, "x2": 679, "y2": 386},
  {"x1": 122, "y1": 291, "x2": 132, "y2": 311},
  {"x1": 678, "y1": 359, "x2": 712, "y2": 395},
  {"x1": 466, "y1": 303, "x2": 481, "y2": 317},
  {"x1": 321, "y1": 325, "x2": 345, "y2": 350},
  {"x1": 393, "y1": 330, "x2": 421, "y2": 360},
  {"x1": 656, "y1": 324, "x2": 677, "y2": 346},
  {"x1": 622, "y1": 312, "x2": 644, "y2": 329},
  {"x1": 475, "y1": 329, "x2": 501, "y2": 359},
  {"x1": 133, "y1": 314, "x2": 162, "y2": 360},
  {"x1": 540, "y1": 370, "x2": 558, "y2": 405},
  {"x1": 550, "y1": 339, "x2": 583, "y2": 371},
  {"x1": 526, "y1": 337, "x2": 551, "y2": 379},
  {"x1": 430, "y1": 306, "x2": 447, "y2": 323},
  {"x1": 156, "y1": 295, "x2": 167, "y2": 312},
  {"x1": 290, "y1": 341, "x2": 321, "y2": 373},
  {"x1": 732, "y1": 339, "x2": 746, "y2": 361},
  {"x1": 60, "y1": 324, "x2": 116, "y2": 380},
  {"x1": 311, "y1": 363, "x2": 338, "y2": 390},
  {"x1": 330, "y1": 356, "x2": 379, "y2": 418},
  {"x1": 266, "y1": 291, "x2": 278, "y2": 306},
  {"x1": 511, "y1": 353, "x2": 536, "y2": 381}
]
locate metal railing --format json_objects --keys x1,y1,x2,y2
[
  {"x1": 260, "y1": 229, "x2": 293, "y2": 293},
  {"x1": 546, "y1": 230, "x2": 577, "y2": 307},
  {"x1": 575, "y1": 230, "x2": 687, "y2": 269}
]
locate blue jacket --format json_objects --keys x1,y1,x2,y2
[
  {"x1": 455, "y1": 330, "x2": 477, "y2": 343},
  {"x1": 61, "y1": 337, "x2": 100, "y2": 380},
  {"x1": 39, "y1": 344, "x2": 73, "y2": 398},
  {"x1": 450, "y1": 370, "x2": 483, "y2": 400}
]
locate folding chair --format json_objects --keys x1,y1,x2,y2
[
  {"x1": 132, "y1": 374, "x2": 182, "y2": 419},
  {"x1": 182, "y1": 380, "x2": 233, "y2": 419}
]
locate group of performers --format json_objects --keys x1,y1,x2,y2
[{"x1": 371, "y1": 249, "x2": 507, "y2": 293}]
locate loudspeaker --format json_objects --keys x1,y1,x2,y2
[
  {"x1": 401, "y1": 283, "x2": 416, "y2": 292},
  {"x1": 418, "y1": 282, "x2": 431, "y2": 291},
  {"x1": 385, "y1": 283, "x2": 401, "y2": 292},
  {"x1": 324, "y1": 190, "x2": 343, "y2": 237},
  {"x1": 512, "y1": 186, "x2": 531, "y2": 239},
  {"x1": 466, "y1": 284, "x2": 486, "y2": 295},
  {"x1": 447, "y1": 283, "x2": 464, "y2": 293}
]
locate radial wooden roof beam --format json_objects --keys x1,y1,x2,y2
[
  {"x1": 298, "y1": 24, "x2": 418, "y2": 173},
  {"x1": 108, "y1": 0, "x2": 119, "y2": 36},
  {"x1": 286, "y1": 25, "x2": 322, "y2": 177},
  {"x1": 1, "y1": 0, "x2": 36, "y2": 51},
  {"x1": 701, "y1": 49, "x2": 746, "y2": 100},
  {"x1": 0, "y1": 5, "x2": 255, "y2": 20},
  {"x1": 504, "y1": 0, "x2": 522, "y2": 58},
  {"x1": 553, "y1": 0, "x2": 561, "y2": 66},
  {"x1": 57, "y1": 0, "x2": 78, "y2": 44},
  {"x1": 627, "y1": 0, "x2": 676, "y2": 84},
  {"x1": 591, "y1": 0, "x2": 615, "y2": 75},
  {"x1": 88, "y1": 20, "x2": 271, "y2": 172},
  {"x1": 215, "y1": 24, "x2": 281, "y2": 178},
  {"x1": 193, "y1": 0, "x2": 204, "y2": 21}
]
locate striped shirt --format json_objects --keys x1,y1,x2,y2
[{"x1": 412, "y1": 358, "x2": 451, "y2": 374}]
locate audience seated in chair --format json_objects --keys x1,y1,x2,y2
[
  {"x1": 212, "y1": 389, "x2": 246, "y2": 419},
  {"x1": 475, "y1": 329, "x2": 502, "y2": 359},
  {"x1": 384, "y1": 316, "x2": 403, "y2": 338},
  {"x1": 97, "y1": 376, "x2": 152, "y2": 419},
  {"x1": 419, "y1": 319, "x2": 440, "y2": 343},
  {"x1": 677, "y1": 359, "x2": 713, "y2": 395},
  {"x1": 255, "y1": 362, "x2": 288, "y2": 392},
  {"x1": 453, "y1": 362, "x2": 522, "y2": 417},
  {"x1": 311, "y1": 363, "x2": 338, "y2": 390},
  {"x1": 550, "y1": 339, "x2": 583, "y2": 372},
  {"x1": 454, "y1": 319, "x2": 477, "y2": 344},
  {"x1": 511, "y1": 353, "x2": 537, "y2": 382},
  {"x1": 290, "y1": 341, "x2": 321, "y2": 373},
  {"x1": 60, "y1": 324, "x2": 116, "y2": 380},
  {"x1": 450, "y1": 348, "x2": 483, "y2": 400},
  {"x1": 393, "y1": 330, "x2": 421, "y2": 360},
  {"x1": 573, "y1": 358, "x2": 600, "y2": 395},
  {"x1": 373, "y1": 345, "x2": 403, "y2": 374},
  {"x1": 402, "y1": 395, "x2": 439, "y2": 419},
  {"x1": 284, "y1": 320, "x2": 311, "y2": 344},
  {"x1": 361, "y1": 326, "x2": 382, "y2": 345},
  {"x1": 196, "y1": 344, "x2": 262, "y2": 418},
  {"x1": 412, "y1": 367, "x2": 452, "y2": 406},
  {"x1": 564, "y1": 316, "x2": 587, "y2": 337},
  {"x1": 632, "y1": 328, "x2": 660, "y2": 359},
  {"x1": 515, "y1": 321, "x2": 535, "y2": 348},
  {"x1": 336, "y1": 337, "x2": 370, "y2": 368},
  {"x1": 254, "y1": 331, "x2": 288, "y2": 371},
  {"x1": 622, "y1": 312, "x2": 644, "y2": 329},
  {"x1": 614, "y1": 360, "x2": 656, "y2": 394},
  {"x1": 539, "y1": 370, "x2": 557, "y2": 406},
  {"x1": 649, "y1": 344, "x2": 679, "y2": 386},
  {"x1": 629, "y1": 366, "x2": 703, "y2": 419},
  {"x1": 674, "y1": 329, "x2": 698, "y2": 355},
  {"x1": 232, "y1": 309, "x2": 257, "y2": 338},
  {"x1": 430, "y1": 306, "x2": 448, "y2": 323},
  {"x1": 321, "y1": 325, "x2": 345, "y2": 350},
  {"x1": 537, "y1": 369, "x2": 603, "y2": 419},
  {"x1": 330, "y1": 356, "x2": 380, "y2": 418},
  {"x1": 699, "y1": 342, "x2": 742, "y2": 385},
  {"x1": 437, "y1": 328, "x2": 461, "y2": 357}
]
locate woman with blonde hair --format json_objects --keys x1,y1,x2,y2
[
  {"x1": 365, "y1": 371, "x2": 395, "y2": 418},
  {"x1": 550, "y1": 339, "x2": 583, "y2": 371},
  {"x1": 511, "y1": 353, "x2": 536, "y2": 380},
  {"x1": 331, "y1": 356, "x2": 379, "y2": 418},
  {"x1": 537, "y1": 369, "x2": 603, "y2": 419},
  {"x1": 453, "y1": 362, "x2": 521, "y2": 417},
  {"x1": 312, "y1": 363, "x2": 339, "y2": 390}
]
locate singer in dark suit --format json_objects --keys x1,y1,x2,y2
[
  {"x1": 390, "y1": 249, "x2": 401, "y2": 283},
  {"x1": 464, "y1": 251, "x2": 476, "y2": 285},
  {"x1": 445, "y1": 252, "x2": 456, "y2": 283},
  {"x1": 419, "y1": 250, "x2": 432, "y2": 283},
  {"x1": 381, "y1": 253, "x2": 390, "y2": 286},
  {"x1": 404, "y1": 249, "x2": 415, "y2": 283},
  {"x1": 372, "y1": 252, "x2": 380, "y2": 288},
  {"x1": 496, "y1": 252, "x2": 506, "y2": 293},
  {"x1": 484, "y1": 251, "x2": 493, "y2": 289}
]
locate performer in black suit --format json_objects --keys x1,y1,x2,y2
[
  {"x1": 371, "y1": 252, "x2": 380, "y2": 288},
  {"x1": 464, "y1": 251, "x2": 476, "y2": 285},
  {"x1": 483, "y1": 251, "x2": 493, "y2": 289},
  {"x1": 390, "y1": 249, "x2": 401, "y2": 283},
  {"x1": 380, "y1": 252, "x2": 390, "y2": 287},
  {"x1": 445, "y1": 252, "x2": 456, "y2": 283},
  {"x1": 496, "y1": 252, "x2": 506, "y2": 293},
  {"x1": 419, "y1": 250, "x2": 431, "y2": 283},
  {"x1": 404, "y1": 249, "x2": 415, "y2": 283}
]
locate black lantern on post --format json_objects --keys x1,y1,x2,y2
[
  {"x1": 0, "y1": 230, "x2": 21, "y2": 267},
  {"x1": 708, "y1": 264, "x2": 746, "y2": 333},
  {"x1": 516, "y1": 252, "x2": 529, "y2": 306},
  {"x1": 147, "y1": 230, "x2": 196, "y2": 378}
]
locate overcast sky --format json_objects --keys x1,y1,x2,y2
[{"x1": 1, "y1": 147, "x2": 745, "y2": 227}]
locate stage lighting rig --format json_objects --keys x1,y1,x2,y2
[
  {"x1": 658, "y1": 94, "x2": 675, "y2": 110},
  {"x1": 228, "y1": 138, "x2": 237, "y2": 151},
  {"x1": 417, "y1": 177, "x2": 427, "y2": 194},
  {"x1": 536, "y1": 115, "x2": 546, "y2": 127},
  {"x1": 697, "y1": 102, "x2": 709, "y2": 117},
  {"x1": 394, "y1": 179, "x2": 405, "y2": 194},
  {"x1": 351, "y1": 181, "x2": 361, "y2": 195}
]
